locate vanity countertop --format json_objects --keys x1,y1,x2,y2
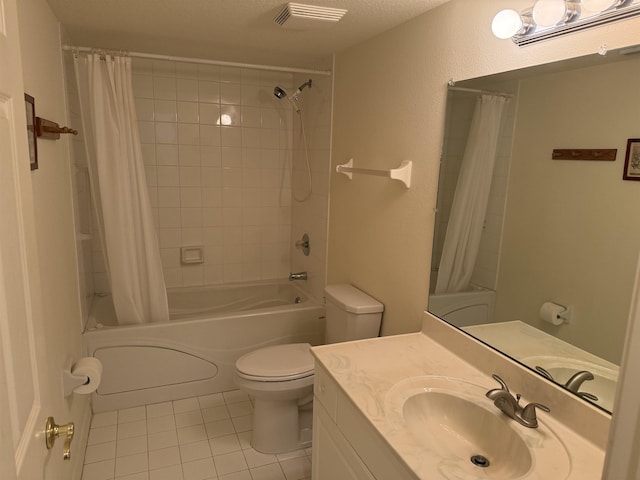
[{"x1": 311, "y1": 331, "x2": 605, "y2": 480}]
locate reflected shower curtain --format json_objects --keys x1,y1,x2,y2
[
  {"x1": 75, "y1": 53, "x2": 169, "y2": 324},
  {"x1": 435, "y1": 95, "x2": 508, "y2": 294}
]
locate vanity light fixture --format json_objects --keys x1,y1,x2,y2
[{"x1": 492, "y1": 0, "x2": 640, "y2": 45}]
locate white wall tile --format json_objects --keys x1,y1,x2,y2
[
  {"x1": 153, "y1": 77, "x2": 177, "y2": 100},
  {"x1": 177, "y1": 101, "x2": 199, "y2": 123},
  {"x1": 198, "y1": 65, "x2": 220, "y2": 81},
  {"x1": 200, "y1": 126, "x2": 221, "y2": 147},
  {"x1": 177, "y1": 79, "x2": 199, "y2": 103},
  {"x1": 181, "y1": 187, "x2": 202, "y2": 207},
  {"x1": 155, "y1": 123, "x2": 178, "y2": 144},
  {"x1": 199, "y1": 103, "x2": 221, "y2": 125},
  {"x1": 175, "y1": 62, "x2": 199, "y2": 79},
  {"x1": 133, "y1": 75, "x2": 154, "y2": 98},
  {"x1": 221, "y1": 147, "x2": 242, "y2": 168},
  {"x1": 154, "y1": 100, "x2": 177, "y2": 122},
  {"x1": 198, "y1": 80, "x2": 220, "y2": 104},
  {"x1": 220, "y1": 127, "x2": 241, "y2": 147},
  {"x1": 179, "y1": 145, "x2": 201, "y2": 166},
  {"x1": 156, "y1": 144, "x2": 179, "y2": 165},
  {"x1": 157, "y1": 166, "x2": 180, "y2": 187},
  {"x1": 138, "y1": 122, "x2": 156, "y2": 143},
  {"x1": 136, "y1": 99, "x2": 155, "y2": 121},
  {"x1": 180, "y1": 167, "x2": 202, "y2": 187},
  {"x1": 178, "y1": 124, "x2": 200, "y2": 145},
  {"x1": 220, "y1": 67, "x2": 241, "y2": 84}
]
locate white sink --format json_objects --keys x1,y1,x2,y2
[
  {"x1": 384, "y1": 376, "x2": 570, "y2": 480},
  {"x1": 522, "y1": 355, "x2": 618, "y2": 411}
]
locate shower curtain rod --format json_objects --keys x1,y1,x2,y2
[
  {"x1": 448, "y1": 86, "x2": 514, "y2": 98},
  {"x1": 62, "y1": 45, "x2": 332, "y2": 77}
]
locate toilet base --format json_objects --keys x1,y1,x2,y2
[{"x1": 250, "y1": 397, "x2": 313, "y2": 454}]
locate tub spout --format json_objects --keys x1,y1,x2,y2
[{"x1": 289, "y1": 272, "x2": 307, "y2": 281}]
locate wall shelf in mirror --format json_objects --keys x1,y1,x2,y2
[
  {"x1": 551, "y1": 149, "x2": 617, "y2": 161},
  {"x1": 336, "y1": 158, "x2": 412, "y2": 188}
]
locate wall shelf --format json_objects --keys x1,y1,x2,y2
[{"x1": 336, "y1": 158, "x2": 412, "y2": 188}]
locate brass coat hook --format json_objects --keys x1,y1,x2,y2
[{"x1": 36, "y1": 117, "x2": 78, "y2": 140}]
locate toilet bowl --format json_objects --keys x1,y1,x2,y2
[
  {"x1": 235, "y1": 343, "x2": 315, "y2": 453},
  {"x1": 234, "y1": 284, "x2": 384, "y2": 454}
]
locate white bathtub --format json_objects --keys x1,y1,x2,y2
[
  {"x1": 84, "y1": 281, "x2": 325, "y2": 412},
  {"x1": 428, "y1": 286, "x2": 496, "y2": 328}
]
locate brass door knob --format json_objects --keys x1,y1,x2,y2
[{"x1": 45, "y1": 417, "x2": 74, "y2": 460}]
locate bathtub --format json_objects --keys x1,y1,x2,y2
[
  {"x1": 84, "y1": 281, "x2": 325, "y2": 412},
  {"x1": 428, "y1": 286, "x2": 496, "y2": 328}
]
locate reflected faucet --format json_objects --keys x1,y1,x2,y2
[
  {"x1": 486, "y1": 374, "x2": 550, "y2": 428},
  {"x1": 535, "y1": 366, "x2": 599, "y2": 402},
  {"x1": 564, "y1": 370, "x2": 599, "y2": 402},
  {"x1": 289, "y1": 272, "x2": 307, "y2": 281}
]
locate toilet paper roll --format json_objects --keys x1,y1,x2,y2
[
  {"x1": 71, "y1": 357, "x2": 103, "y2": 394},
  {"x1": 539, "y1": 302, "x2": 565, "y2": 326}
]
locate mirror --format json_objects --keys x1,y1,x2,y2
[{"x1": 429, "y1": 49, "x2": 640, "y2": 414}]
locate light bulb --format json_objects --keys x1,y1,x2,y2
[
  {"x1": 491, "y1": 9, "x2": 524, "y2": 39},
  {"x1": 533, "y1": 0, "x2": 572, "y2": 27},
  {"x1": 581, "y1": 0, "x2": 626, "y2": 13}
]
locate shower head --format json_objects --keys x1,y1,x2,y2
[
  {"x1": 274, "y1": 86, "x2": 287, "y2": 99},
  {"x1": 273, "y1": 79, "x2": 313, "y2": 112}
]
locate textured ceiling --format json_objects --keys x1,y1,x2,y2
[{"x1": 46, "y1": 0, "x2": 451, "y2": 71}]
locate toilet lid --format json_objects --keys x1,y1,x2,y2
[{"x1": 236, "y1": 343, "x2": 314, "y2": 381}]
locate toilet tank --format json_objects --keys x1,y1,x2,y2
[{"x1": 324, "y1": 284, "x2": 384, "y2": 344}]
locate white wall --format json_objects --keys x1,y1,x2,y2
[{"x1": 329, "y1": 0, "x2": 640, "y2": 336}]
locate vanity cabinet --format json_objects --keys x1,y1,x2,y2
[{"x1": 312, "y1": 364, "x2": 417, "y2": 480}]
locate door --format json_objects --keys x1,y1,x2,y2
[{"x1": 0, "y1": 0, "x2": 61, "y2": 477}]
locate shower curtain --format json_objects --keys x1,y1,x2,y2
[
  {"x1": 74, "y1": 53, "x2": 169, "y2": 324},
  {"x1": 435, "y1": 94, "x2": 508, "y2": 294}
]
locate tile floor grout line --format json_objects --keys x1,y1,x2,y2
[{"x1": 82, "y1": 389, "x2": 312, "y2": 480}]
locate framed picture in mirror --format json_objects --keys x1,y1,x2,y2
[
  {"x1": 623, "y1": 138, "x2": 640, "y2": 181},
  {"x1": 24, "y1": 93, "x2": 37, "y2": 171}
]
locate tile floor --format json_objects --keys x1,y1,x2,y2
[{"x1": 82, "y1": 390, "x2": 312, "y2": 480}]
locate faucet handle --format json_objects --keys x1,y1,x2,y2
[
  {"x1": 520, "y1": 402, "x2": 550, "y2": 427},
  {"x1": 490, "y1": 374, "x2": 510, "y2": 392},
  {"x1": 577, "y1": 391, "x2": 599, "y2": 402}
]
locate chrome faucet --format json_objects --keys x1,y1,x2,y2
[
  {"x1": 564, "y1": 370, "x2": 599, "y2": 402},
  {"x1": 564, "y1": 370, "x2": 594, "y2": 392},
  {"x1": 535, "y1": 366, "x2": 599, "y2": 402},
  {"x1": 486, "y1": 374, "x2": 550, "y2": 428},
  {"x1": 288, "y1": 272, "x2": 307, "y2": 281}
]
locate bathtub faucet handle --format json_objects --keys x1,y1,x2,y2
[{"x1": 289, "y1": 272, "x2": 307, "y2": 281}]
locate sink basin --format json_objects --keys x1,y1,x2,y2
[
  {"x1": 384, "y1": 376, "x2": 570, "y2": 480},
  {"x1": 522, "y1": 355, "x2": 618, "y2": 411}
]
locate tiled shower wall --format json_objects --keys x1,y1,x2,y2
[
  {"x1": 131, "y1": 59, "x2": 299, "y2": 287},
  {"x1": 65, "y1": 54, "x2": 333, "y2": 307},
  {"x1": 290, "y1": 73, "x2": 332, "y2": 301}
]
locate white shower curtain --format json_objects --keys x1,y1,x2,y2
[
  {"x1": 436, "y1": 94, "x2": 508, "y2": 294},
  {"x1": 74, "y1": 53, "x2": 169, "y2": 324}
]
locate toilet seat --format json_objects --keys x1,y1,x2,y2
[{"x1": 236, "y1": 343, "x2": 314, "y2": 382}]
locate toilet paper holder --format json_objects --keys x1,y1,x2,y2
[
  {"x1": 62, "y1": 358, "x2": 91, "y2": 397},
  {"x1": 540, "y1": 302, "x2": 573, "y2": 325},
  {"x1": 556, "y1": 305, "x2": 573, "y2": 324},
  {"x1": 62, "y1": 356, "x2": 103, "y2": 396}
]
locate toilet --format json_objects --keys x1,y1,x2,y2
[{"x1": 235, "y1": 284, "x2": 384, "y2": 454}]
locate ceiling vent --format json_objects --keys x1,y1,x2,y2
[{"x1": 274, "y1": 3, "x2": 348, "y2": 29}]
